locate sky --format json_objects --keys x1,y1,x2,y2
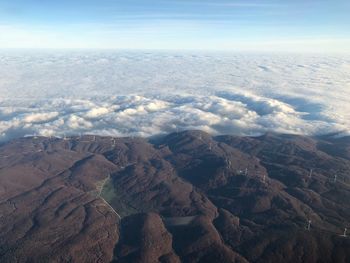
[{"x1": 0, "y1": 0, "x2": 350, "y2": 52}]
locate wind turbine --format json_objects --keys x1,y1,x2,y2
[
  {"x1": 309, "y1": 169, "x2": 313, "y2": 178},
  {"x1": 342, "y1": 228, "x2": 347, "y2": 237},
  {"x1": 226, "y1": 158, "x2": 231, "y2": 169},
  {"x1": 307, "y1": 219, "x2": 312, "y2": 231}
]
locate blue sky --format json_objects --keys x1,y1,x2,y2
[{"x1": 0, "y1": 0, "x2": 349, "y2": 52}]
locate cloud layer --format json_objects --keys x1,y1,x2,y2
[{"x1": 0, "y1": 51, "x2": 350, "y2": 141}]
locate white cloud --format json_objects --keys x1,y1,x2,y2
[
  {"x1": 85, "y1": 107, "x2": 110, "y2": 118},
  {"x1": 0, "y1": 51, "x2": 350, "y2": 142},
  {"x1": 23, "y1": 112, "x2": 59, "y2": 124}
]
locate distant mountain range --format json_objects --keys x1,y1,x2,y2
[{"x1": 0, "y1": 131, "x2": 349, "y2": 263}]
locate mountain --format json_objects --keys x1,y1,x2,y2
[{"x1": 0, "y1": 131, "x2": 349, "y2": 263}]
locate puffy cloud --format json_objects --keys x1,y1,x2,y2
[
  {"x1": 23, "y1": 112, "x2": 59, "y2": 124},
  {"x1": 66, "y1": 115, "x2": 93, "y2": 129},
  {"x1": 0, "y1": 51, "x2": 349, "y2": 142},
  {"x1": 85, "y1": 107, "x2": 110, "y2": 118}
]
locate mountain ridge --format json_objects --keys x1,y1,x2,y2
[{"x1": 0, "y1": 131, "x2": 349, "y2": 263}]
